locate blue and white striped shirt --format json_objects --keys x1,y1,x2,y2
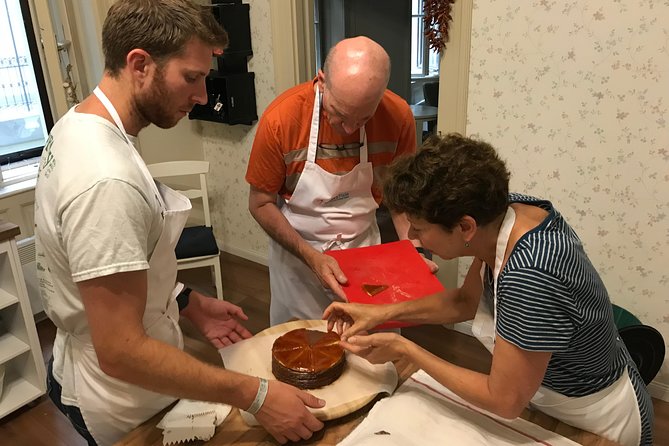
[
  {"x1": 482, "y1": 193, "x2": 653, "y2": 444},
  {"x1": 483, "y1": 193, "x2": 628, "y2": 396}
]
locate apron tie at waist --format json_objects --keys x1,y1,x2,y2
[{"x1": 322, "y1": 234, "x2": 344, "y2": 252}]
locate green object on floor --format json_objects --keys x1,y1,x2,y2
[
  {"x1": 611, "y1": 304, "x2": 665, "y2": 385},
  {"x1": 612, "y1": 304, "x2": 641, "y2": 329}
]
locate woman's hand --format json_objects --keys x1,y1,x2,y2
[
  {"x1": 340, "y1": 332, "x2": 409, "y2": 364},
  {"x1": 323, "y1": 301, "x2": 385, "y2": 340},
  {"x1": 182, "y1": 291, "x2": 253, "y2": 349}
]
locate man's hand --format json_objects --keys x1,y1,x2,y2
[
  {"x1": 249, "y1": 186, "x2": 348, "y2": 301},
  {"x1": 181, "y1": 291, "x2": 253, "y2": 349},
  {"x1": 255, "y1": 380, "x2": 325, "y2": 444},
  {"x1": 303, "y1": 249, "x2": 349, "y2": 302},
  {"x1": 339, "y1": 332, "x2": 409, "y2": 364},
  {"x1": 323, "y1": 301, "x2": 384, "y2": 341}
]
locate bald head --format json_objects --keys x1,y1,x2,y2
[
  {"x1": 319, "y1": 37, "x2": 391, "y2": 134},
  {"x1": 323, "y1": 37, "x2": 390, "y2": 103}
]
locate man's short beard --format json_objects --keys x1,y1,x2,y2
[{"x1": 135, "y1": 66, "x2": 179, "y2": 129}]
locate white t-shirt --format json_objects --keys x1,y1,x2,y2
[{"x1": 35, "y1": 107, "x2": 164, "y2": 404}]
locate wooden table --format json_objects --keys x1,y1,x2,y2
[
  {"x1": 117, "y1": 329, "x2": 619, "y2": 446},
  {"x1": 0, "y1": 219, "x2": 21, "y2": 242}
]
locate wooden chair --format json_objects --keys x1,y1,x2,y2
[{"x1": 146, "y1": 161, "x2": 223, "y2": 300}]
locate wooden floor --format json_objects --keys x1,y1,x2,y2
[{"x1": 0, "y1": 252, "x2": 667, "y2": 445}]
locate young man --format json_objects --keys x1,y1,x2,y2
[
  {"x1": 246, "y1": 36, "x2": 434, "y2": 325},
  {"x1": 35, "y1": 1, "x2": 323, "y2": 444}
]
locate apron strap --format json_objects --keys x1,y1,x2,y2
[
  {"x1": 93, "y1": 86, "x2": 166, "y2": 210},
  {"x1": 94, "y1": 87, "x2": 133, "y2": 146},
  {"x1": 492, "y1": 206, "x2": 517, "y2": 339},
  {"x1": 360, "y1": 127, "x2": 368, "y2": 163},
  {"x1": 307, "y1": 87, "x2": 321, "y2": 164}
]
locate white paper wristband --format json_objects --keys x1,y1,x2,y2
[{"x1": 246, "y1": 377, "x2": 268, "y2": 415}]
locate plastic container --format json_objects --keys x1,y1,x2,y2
[{"x1": 612, "y1": 304, "x2": 642, "y2": 329}]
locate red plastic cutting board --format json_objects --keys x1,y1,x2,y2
[{"x1": 325, "y1": 240, "x2": 444, "y2": 328}]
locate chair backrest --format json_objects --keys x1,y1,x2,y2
[
  {"x1": 423, "y1": 81, "x2": 439, "y2": 107},
  {"x1": 146, "y1": 160, "x2": 212, "y2": 227}
]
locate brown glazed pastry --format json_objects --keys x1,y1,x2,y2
[
  {"x1": 362, "y1": 283, "x2": 389, "y2": 297},
  {"x1": 271, "y1": 329, "x2": 346, "y2": 389}
]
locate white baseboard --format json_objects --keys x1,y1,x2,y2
[
  {"x1": 648, "y1": 379, "x2": 669, "y2": 402},
  {"x1": 447, "y1": 321, "x2": 669, "y2": 402},
  {"x1": 220, "y1": 244, "x2": 268, "y2": 266}
]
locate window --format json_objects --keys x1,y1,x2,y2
[
  {"x1": 411, "y1": 0, "x2": 440, "y2": 78},
  {"x1": 312, "y1": 0, "x2": 433, "y2": 103},
  {"x1": 0, "y1": 0, "x2": 53, "y2": 174}
]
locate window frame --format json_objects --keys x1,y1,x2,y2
[
  {"x1": 0, "y1": 0, "x2": 54, "y2": 168},
  {"x1": 411, "y1": 0, "x2": 440, "y2": 79}
]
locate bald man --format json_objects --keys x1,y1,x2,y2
[{"x1": 246, "y1": 37, "x2": 432, "y2": 325}]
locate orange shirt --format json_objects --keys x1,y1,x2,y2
[{"x1": 245, "y1": 80, "x2": 416, "y2": 204}]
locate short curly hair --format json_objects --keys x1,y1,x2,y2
[
  {"x1": 102, "y1": 0, "x2": 228, "y2": 76},
  {"x1": 383, "y1": 133, "x2": 511, "y2": 230}
]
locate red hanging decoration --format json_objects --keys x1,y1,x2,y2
[{"x1": 423, "y1": 0, "x2": 455, "y2": 53}]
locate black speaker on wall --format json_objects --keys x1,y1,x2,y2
[
  {"x1": 189, "y1": 0, "x2": 258, "y2": 125},
  {"x1": 212, "y1": 2, "x2": 252, "y2": 66},
  {"x1": 190, "y1": 71, "x2": 257, "y2": 125}
]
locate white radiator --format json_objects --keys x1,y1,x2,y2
[{"x1": 17, "y1": 236, "x2": 42, "y2": 316}]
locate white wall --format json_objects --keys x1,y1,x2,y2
[
  {"x1": 466, "y1": 0, "x2": 669, "y2": 397},
  {"x1": 138, "y1": 119, "x2": 205, "y2": 164},
  {"x1": 67, "y1": 0, "x2": 107, "y2": 93}
]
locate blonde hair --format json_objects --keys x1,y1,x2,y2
[{"x1": 102, "y1": 0, "x2": 228, "y2": 76}]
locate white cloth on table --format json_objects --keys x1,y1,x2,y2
[
  {"x1": 157, "y1": 399, "x2": 232, "y2": 445},
  {"x1": 338, "y1": 369, "x2": 579, "y2": 446}
]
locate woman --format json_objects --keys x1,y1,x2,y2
[{"x1": 323, "y1": 134, "x2": 653, "y2": 445}]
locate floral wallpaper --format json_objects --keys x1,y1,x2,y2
[
  {"x1": 202, "y1": 0, "x2": 275, "y2": 265},
  {"x1": 466, "y1": 0, "x2": 669, "y2": 391},
  {"x1": 200, "y1": 0, "x2": 669, "y2": 394}
]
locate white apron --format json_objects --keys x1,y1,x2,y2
[
  {"x1": 269, "y1": 86, "x2": 380, "y2": 324},
  {"x1": 471, "y1": 207, "x2": 642, "y2": 445},
  {"x1": 68, "y1": 87, "x2": 192, "y2": 445}
]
